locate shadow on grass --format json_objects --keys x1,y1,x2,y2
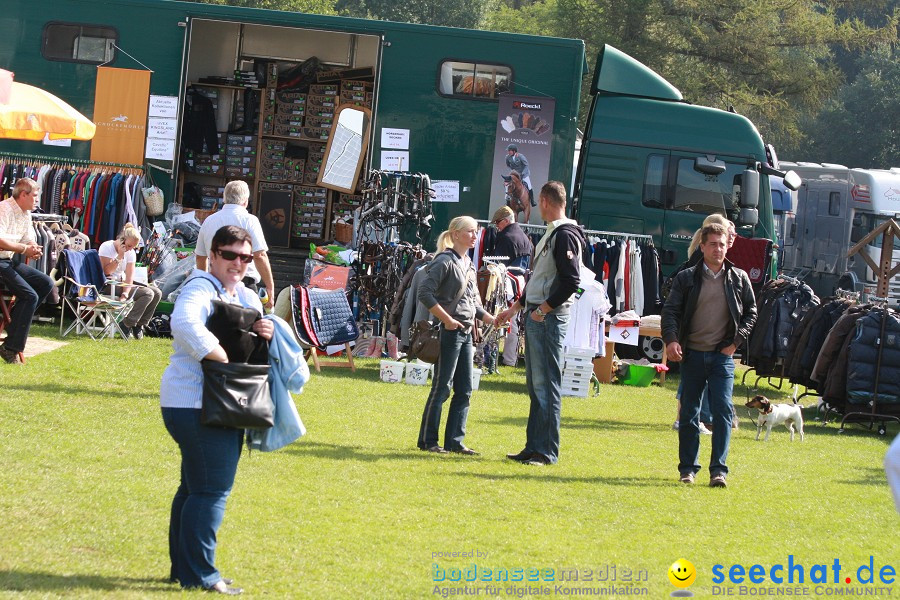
[
  {"x1": 285, "y1": 441, "x2": 439, "y2": 462},
  {"x1": 836, "y1": 466, "x2": 888, "y2": 486},
  {"x1": 450, "y1": 471, "x2": 673, "y2": 487},
  {"x1": 0, "y1": 382, "x2": 157, "y2": 402},
  {"x1": 484, "y1": 415, "x2": 669, "y2": 432},
  {"x1": 0, "y1": 571, "x2": 175, "y2": 593}
]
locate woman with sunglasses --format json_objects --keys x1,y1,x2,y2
[
  {"x1": 159, "y1": 225, "x2": 273, "y2": 595},
  {"x1": 98, "y1": 222, "x2": 162, "y2": 339}
]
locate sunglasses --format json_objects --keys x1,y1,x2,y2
[{"x1": 215, "y1": 249, "x2": 253, "y2": 263}]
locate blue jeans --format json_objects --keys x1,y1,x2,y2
[
  {"x1": 162, "y1": 407, "x2": 242, "y2": 589},
  {"x1": 677, "y1": 377, "x2": 711, "y2": 424},
  {"x1": 0, "y1": 257, "x2": 54, "y2": 353},
  {"x1": 523, "y1": 309, "x2": 569, "y2": 464},
  {"x1": 417, "y1": 327, "x2": 474, "y2": 451},
  {"x1": 678, "y1": 349, "x2": 735, "y2": 477}
]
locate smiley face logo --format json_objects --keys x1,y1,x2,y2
[{"x1": 668, "y1": 558, "x2": 697, "y2": 588}]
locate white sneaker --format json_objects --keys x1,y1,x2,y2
[
  {"x1": 699, "y1": 422, "x2": 712, "y2": 435},
  {"x1": 672, "y1": 420, "x2": 679, "y2": 431}
]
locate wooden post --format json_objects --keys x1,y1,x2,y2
[{"x1": 846, "y1": 218, "x2": 900, "y2": 298}]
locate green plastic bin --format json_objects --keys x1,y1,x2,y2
[{"x1": 621, "y1": 364, "x2": 657, "y2": 387}]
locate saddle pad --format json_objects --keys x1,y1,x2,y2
[
  {"x1": 290, "y1": 286, "x2": 317, "y2": 349},
  {"x1": 306, "y1": 287, "x2": 359, "y2": 348}
]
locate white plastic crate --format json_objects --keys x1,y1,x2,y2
[
  {"x1": 564, "y1": 359, "x2": 593, "y2": 374},
  {"x1": 564, "y1": 346, "x2": 595, "y2": 359},
  {"x1": 562, "y1": 370, "x2": 591, "y2": 387},
  {"x1": 561, "y1": 384, "x2": 589, "y2": 398}
]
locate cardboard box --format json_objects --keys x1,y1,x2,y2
[{"x1": 309, "y1": 84, "x2": 339, "y2": 96}]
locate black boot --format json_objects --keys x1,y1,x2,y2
[{"x1": 529, "y1": 187, "x2": 536, "y2": 207}]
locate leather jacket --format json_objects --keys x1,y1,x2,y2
[{"x1": 661, "y1": 258, "x2": 757, "y2": 351}]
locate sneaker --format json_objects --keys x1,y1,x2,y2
[
  {"x1": 672, "y1": 420, "x2": 679, "y2": 431},
  {"x1": 710, "y1": 474, "x2": 727, "y2": 488},
  {"x1": 0, "y1": 345, "x2": 22, "y2": 364},
  {"x1": 132, "y1": 326, "x2": 144, "y2": 340},
  {"x1": 699, "y1": 422, "x2": 712, "y2": 435},
  {"x1": 679, "y1": 472, "x2": 695, "y2": 484}
]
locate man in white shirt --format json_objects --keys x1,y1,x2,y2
[
  {"x1": 194, "y1": 180, "x2": 274, "y2": 308},
  {"x1": 0, "y1": 178, "x2": 55, "y2": 364}
]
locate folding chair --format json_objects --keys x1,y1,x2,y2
[{"x1": 58, "y1": 249, "x2": 135, "y2": 340}]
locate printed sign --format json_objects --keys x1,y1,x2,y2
[
  {"x1": 380, "y1": 150, "x2": 410, "y2": 171},
  {"x1": 489, "y1": 95, "x2": 556, "y2": 225},
  {"x1": 147, "y1": 117, "x2": 177, "y2": 140},
  {"x1": 380, "y1": 128, "x2": 410, "y2": 150},
  {"x1": 148, "y1": 95, "x2": 178, "y2": 118},
  {"x1": 431, "y1": 180, "x2": 460, "y2": 203},
  {"x1": 90, "y1": 67, "x2": 151, "y2": 165},
  {"x1": 145, "y1": 137, "x2": 176, "y2": 161}
]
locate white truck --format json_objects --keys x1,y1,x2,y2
[{"x1": 779, "y1": 162, "x2": 900, "y2": 305}]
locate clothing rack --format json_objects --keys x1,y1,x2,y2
[
  {"x1": 475, "y1": 219, "x2": 653, "y2": 242},
  {"x1": 0, "y1": 151, "x2": 144, "y2": 172}
]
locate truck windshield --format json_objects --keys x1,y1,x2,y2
[
  {"x1": 672, "y1": 158, "x2": 743, "y2": 217},
  {"x1": 866, "y1": 215, "x2": 894, "y2": 248}
]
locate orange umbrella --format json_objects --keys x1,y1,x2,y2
[{"x1": 0, "y1": 69, "x2": 96, "y2": 141}]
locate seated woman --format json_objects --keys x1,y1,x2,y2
[{"x1": 98, "y1": 223, "x2": 162, "y2": 339}]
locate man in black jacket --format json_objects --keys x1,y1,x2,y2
[
  {"x1": 661, "y1": 223, "x2": 756, "y2": 488},
  {"x1": 492, "y1": 205, "x2": 533, "y2": 366}
]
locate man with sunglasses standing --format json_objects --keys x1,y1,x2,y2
[
  {"x1": 0, "y1": 178, "x2": 54, "y2": 364},
  {"x1": 195, "y1": 180, "x2": 274, "y2": 309}
]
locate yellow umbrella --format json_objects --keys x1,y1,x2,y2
[{"x1": 0, "y1": 69, "x2": 96, "y2": 141}]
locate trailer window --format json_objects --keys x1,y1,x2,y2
[
  {"x1": 828, "y1": 192, "x2": 841, "y2": 216},
  {"x1": 671, "y1": 158, "x2": 742, "y2": 216},
  {"x1": 42, "y1": 22, "x2": 117, "y2": 64},
  {"x1": 642, "y1": 155, "x2": 666, "y2": 208},
  {"x1": 438, "y1": 61, "x2": 512, "y2": 99}
]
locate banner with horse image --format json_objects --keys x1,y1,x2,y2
[
  {"x1": 489, "y1": 95, "x2": 555, "y2": 225},
  {"x1": 90, "y1": 67, "x2": 151, "y2": 165}
]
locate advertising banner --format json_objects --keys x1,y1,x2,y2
[
  {"x1": 489, "y1": 95, "x2": 556, "y2": 225},
  {"x1": 90, "y1": 67, "x2": 151, "y2": 165}
]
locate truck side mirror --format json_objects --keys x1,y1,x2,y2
[
  {"x1": 741, "y1": 169, "x2": 759, "y2": 208},
  {"x1": 783, "y1": 170, "x2": 801, "y2": 191},
  {"x1": 694, "y1": 155, "x2": 726, "y2": 175},
  {"x1": 739, "y1": 207, "x2": 758, "y2": 227}
]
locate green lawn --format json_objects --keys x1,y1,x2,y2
[{"x1": 1, "y1": 324, "x2": 897, "y2": 598}]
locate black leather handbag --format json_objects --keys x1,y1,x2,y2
[{"x1": 201, "y1": 360, "x2": 274, "y2": 430}]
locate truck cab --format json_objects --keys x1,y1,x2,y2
[{"x1": 572, "y1": 45, "x2": 795, "y2": 274}]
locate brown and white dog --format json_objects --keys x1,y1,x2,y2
[{"x1": 745, "y1": 395, "x2": 805, "y2": 441}]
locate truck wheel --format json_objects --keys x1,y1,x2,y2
[{"x1": 640, "y1": 336, "x2": 665, "y2": 362}]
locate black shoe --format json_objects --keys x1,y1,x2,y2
[
  {"x1": 506, "y1": 449, "x2": 533, "y2": 462},
  {"x1": 421, "y1": 445, "x2": 448, "y2": 454},
  {"x1": 524, "y1": 453, "x2": 552, "y2": 466},
  {"x1": 529, "y1": 189, "x2": 536, "y2": 207},
  {"x1": 132, "y1": 325, "x2": 144, "y2": 340},
  {"x1": 448, "y1": 446, "x2": 480, "y2": 456},
  {"x1": 0, "y1": 345, "x2": 22, "y2": 364}
]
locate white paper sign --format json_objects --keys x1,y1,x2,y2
[
  {"x1": 147, "y1": 117, "x2": 177, "y2": 140},
  {"x1": 149, "y1": 95, "x2": 179, "y2": 118},
  {"x1": 380, "y1": 128, "x2": 410, "y2": 150},
  {"x1": 608, "y1": 325, "x2": 640, "y2": 346},
  {"x1": 380, "y1": 151, "x2": 409, "y2": 171},
  {"x1": 431, "y1": 180, "x2": 460, "y2": 203},
  {"x1": 145, "y1": 137, "x2": 176, "y2": 161}
]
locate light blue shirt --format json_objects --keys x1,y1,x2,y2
[{"x1": 159, "y1": 270, "x2": 263, "y2": 409}]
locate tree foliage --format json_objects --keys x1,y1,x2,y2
[
  {"x1": 335, "y1": 0, "x2": 497, "y2": 28},
  {"x1": 188, "y1": 0, "x2": 337, "y2": 15}
]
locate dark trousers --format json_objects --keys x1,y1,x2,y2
[
  {"x1": 162, "y1": 407, "x2": 242, "y2": 589},
  {"x1": 0, "y1": 257, "x2": 54, "y2": 352},
  {"x1": 417, "y1": 327, "x2": 474, "y2": 451}
]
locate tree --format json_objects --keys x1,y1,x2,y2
[
  {"x1": 484, "y1": 0, "x2": 898, "y2": 144},
  {"x1": 187, "y1": 0, "x2": 337, "y2": 15},
  {"x1": 336, "y1": 0, "x2": 498, "y2": 28}
]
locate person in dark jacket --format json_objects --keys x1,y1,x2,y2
[
  {"x1": 492, "y1": 205, "x2": 533, "y2": 366},
  {"x1": 662, "y1": 223, "x2": 757, "y2": 488}
]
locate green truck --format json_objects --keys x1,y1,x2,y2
[{"x1": 572, "y1": 45, "x2": 799, "y2": 274}]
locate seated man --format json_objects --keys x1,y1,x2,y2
[{"x1": 0, "y1": 178, "x2": 54, "y2": 364}]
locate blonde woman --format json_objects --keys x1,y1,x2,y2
[
  {"x1": 416, "y1": 216, "x2": 495, "y2": 455},
  {"x1": 98, "y1": 223, "x2": 163, "y2": 339}
]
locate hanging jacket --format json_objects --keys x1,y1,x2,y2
[
  {"x1": 247, "y1": 314, "x2": 310, "y2": 452},
  {"x1": 846, "y1": 309, "x2": 900, "y2": 406},
  {"x1": 810, "y1": 305, "x2": 868, "y2": 388}
]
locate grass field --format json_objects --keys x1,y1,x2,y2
[{"x1": 1, "y1": 324, "x2": 897, "y2": 598}]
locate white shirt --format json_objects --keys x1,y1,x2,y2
[
  {"x1": 195, "y1": 204, "x2": 268, "y2": 283},
  {"x1": 0, "y1": 198, "x2": 35, "y2": 259},
  {"x1": 98, "y1": 239, "x2": 137, "y2": 280}
]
